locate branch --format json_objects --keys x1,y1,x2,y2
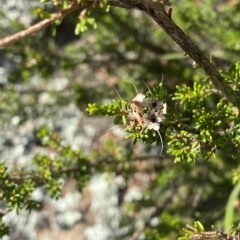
[
  {"x1": 0, "y1": 1, "x2": 81, "y2": 48},
  {"x1": 107, "y1": 0, "x2": 236, "y2": 104},
  {"x1": 145, "y1": 4, "x2": 236, "y2": 104}
]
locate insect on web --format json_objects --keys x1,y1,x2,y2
[{"x1": 104, "y1": 80, "x2": 169, "y2": 157}]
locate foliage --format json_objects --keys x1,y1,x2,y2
[
  {"x1": 87, "y1": 63, "x2": 240, "y2": 163},
  {"x1": 179, "y1": 220, "x2": 240, "y2": 240},
  {"x1": 0, "y1": 0, "x2": 240, "y2": 239},
  {"x1": 0, "y1": 126, "x2": 91, "y2": 237},
  {"x1": 87, "y1": 83, "x2": 169, "y2": 146}
]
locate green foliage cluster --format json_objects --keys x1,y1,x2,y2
[
  {"x1": 179, "y1": 220, "x2": 240, "y2": 240},
  {"x1": 0, "y1": 162, "x2": 37, "y2": 237},
  {"x1": 87, "y1": 83, "x2": 170, "y2": 145},
  {"x1": 87, "y1": 62, "x2": 240, "y2": 163},
  {"x1": 0, "y1": 126, "x2": 91, "y2": 237}
]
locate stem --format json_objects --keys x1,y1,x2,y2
[{"x1": 0, "y1": 1, "x2": 81, "y2": 48}]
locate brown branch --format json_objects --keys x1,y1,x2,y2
[
  {"x1": 0, "y1": 1, "x2": 81, "y2": 48},
  {"x1": 145, "y1": 4, "x2": 236, "y2": 104},
  {"x1": 8, "y1": 166, "x2": 84, "y2": 185},
  {"x1": 106, "y1": 0, "x2": 236, "y2": 104}
]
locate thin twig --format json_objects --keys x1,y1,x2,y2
[
  {"x1": 8, "y1": 166, "x2": 83, "y2": 184},
  {"x1": 0, "y1": 1, "x2": 81, "y2": 48}
]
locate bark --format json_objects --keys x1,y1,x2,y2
[
  {"x1": 0, "y1": 0, "x2": 237, "y2": 104},
  {"x1": 108, "y1": 0, "x2": 237, "y2": 104}
]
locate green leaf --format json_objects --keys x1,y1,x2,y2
[{"x1": 224, "y1": 183, "x2": 240, "y2": 232}]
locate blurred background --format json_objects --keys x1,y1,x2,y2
[{"x1": 0, "y1": 0, "x2": 240, "y2": 239}]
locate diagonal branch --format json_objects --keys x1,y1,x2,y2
[
  {"x1": 107, "y1": 0, "x2": 237, "y2": 104},
  {"x1": 144, "y1": 3, "x2": 237, "y2": 104},
  {"x1": 0, "y1": 1, "x2": 81, "y2": 48}
]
